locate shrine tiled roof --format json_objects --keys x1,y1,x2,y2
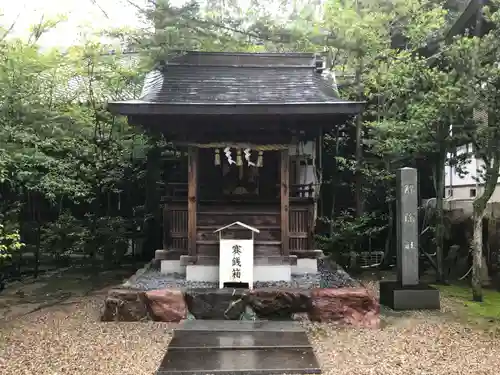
[
  {"x1": 108, "y1": 51, "x2": 363, "y2": 116},
  {"x1": 139, "y1": 65, "x2": 341, "y2": 104},
  {"x1": 137, "y1": 52, "x2": 342, "y2": 104}
]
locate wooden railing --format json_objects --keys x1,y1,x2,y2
[
  {"x1": 161, "y1": 182, "x2": 315, "y2": 200},
  {"x1": 162, "y1": 203, "x2": 188, "y2": 250},
  {"x1": 276, "y1": 183, "x2": 315, "y2": 199},
  {"x1": 164, "y1": 182, "x2": 188, "y2": 198},
  {"x1": 162, "y1": 202, "x2": 315, "y2": 254},
  {"x1": 289, "y1": 203, "x2": 314, "y2": 252}
]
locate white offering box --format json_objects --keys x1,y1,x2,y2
[{"x1": 214, "y1": 221, "x2": 259, "y2": 289}]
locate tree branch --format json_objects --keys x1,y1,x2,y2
[{"x1": 0, "y1": 13, "x2": 20, "y2": 43}]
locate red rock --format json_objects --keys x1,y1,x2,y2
[
  {"x1": 308, "y1": 288, "x2": 380, "y2": 328},
  {"x1": 144, "y1": 289, "x2": 187, "y2": 322}
]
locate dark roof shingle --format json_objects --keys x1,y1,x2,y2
[
  {"x1": 140, "y1": 65, "x2": 340, "y2": 104},
  {"x1": 108, "y1": 51, "x2": 364, "y2": 116}
]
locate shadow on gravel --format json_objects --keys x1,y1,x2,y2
[{"x1": 0, "y1": 264, "x2": 142, "y2": 320}]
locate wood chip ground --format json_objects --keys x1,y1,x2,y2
[{"x1": 1, "y1": 281, "x2": 499, "y2": 375}]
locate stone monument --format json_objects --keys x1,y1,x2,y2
[{"x1": 379, "y1": 167, "x2": 440, "y2": 310}]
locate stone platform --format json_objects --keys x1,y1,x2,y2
[
  {"x1": 157, "y1": 320, "x2": 321, "y2": 375},
  {"x1": 157, "y1": 252, "x2": 323, "y2": 283},
  {"x1": 101, "y1": 286, "x2": 380, "y2": 328},
  {"x1": 379, "y1": 281, "x2": 440, "y2": 310}
]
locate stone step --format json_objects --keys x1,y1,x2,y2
[
  {"x1": 156, "y1": 347, "x2": 321, "y2": 375},
  {"x1": 180, "y1": 255, "x2": 297, "y2": 266},
  {"x1": 176, "y1": 320, "x2": 304, "y2": 332},
  {"x1": 168, "y1": 330, "x2": 311, "y2": 350}
]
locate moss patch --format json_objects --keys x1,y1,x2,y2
[{"x1": 434, "y1": 284, "x2": 500, "y2": 321}]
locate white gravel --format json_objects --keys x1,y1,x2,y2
[
  {"x1": 126, "y1": 258, "x2": 357, "y2": 290},
  {"x1": 2, "y1": 285, "x2": 500, "y2": 375},
  {"x1": 127, "y1": 270, "x2": 321, "y2": 290}
]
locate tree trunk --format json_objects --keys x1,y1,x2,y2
[
  {"x1": 472, "y1": 207, "x2": 483, "y2": 302},
  {"x1": 433, "y1": 152, "x2": 446, "y2": 283},
  {"x1": 472, "y1": 154, "x2": 500, "y2": 302},
  {"x1": 354, "y1": 56, "x2": 364, "y2": 218},
  {"x1": 354, "y1": 0, "x2": 364, "y2": 218},
  {"x1": 144, "y1": 142, "x2": 162, "y2": 259},
  {"x1": 382, "y1": 159, "x2": 393, "y2": 267},
  {"x1": 470, "y1": 1, "x2": 486, "y2": 301},
  {"x1": 33, "y1": 194, "x2": 40, "y2": 279},
  {"x1": 329, "y1": 129, "x2": 341, "y2": 237}
]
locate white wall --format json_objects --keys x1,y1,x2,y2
[
  {"x1": 445, "y1": 142, "x2": 500, "y2": 201},
  {"x1": 289, "y1": 141, "x2": 315, "y2": 157},
  {"x1": 444, "y1": 143, "x2": 499, "y2": 187},
  {"x1": 289, "y1": 141, "x2": 318, "y2": 187}
]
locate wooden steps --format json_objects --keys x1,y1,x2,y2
[
  {"x1": 196, "y1": 209, "x2": 282, "y2": 256},
  {"x1": 164, "y1": 203, "x2": 313, "y2": 256}
]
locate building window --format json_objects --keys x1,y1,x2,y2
[
  {"x1": 457, "y1": 145, "x2": 466, "y2": 155},
  {"x1": 470, "y1": 188, "x2": 477, "y2": 198}
]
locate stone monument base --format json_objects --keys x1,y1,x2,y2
[{"x1": 379, "y1": 281, "x2": 440, "y2": 310}]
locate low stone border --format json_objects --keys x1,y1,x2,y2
[
  {"x1": 101, "y1": 287, "x2": 380, "y2": 328},
  {"x1": 121, "y1": 261, "x2": 153, "y2": 288}
]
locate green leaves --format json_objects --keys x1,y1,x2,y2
[
  {"x1": 0, "y1": 224, "x2": 23, "y2": 260},
  {"x1": 0, "y1": 18, "x2": 152, "y2": 266},
  {"x1": 0, "y1": 31, "x2": 148, "y2": 204}
]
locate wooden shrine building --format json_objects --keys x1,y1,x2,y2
[{"x1": 108, "y1": 51, "x2": 363, "y2": 281}]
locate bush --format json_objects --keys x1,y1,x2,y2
[
  {"x1": 316, "y1": 211, "x2": 387, "y2": 267},
  {"x1": 0, "y1": 224, "x2": 23, "y2": 260}
]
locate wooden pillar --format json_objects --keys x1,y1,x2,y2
[
  {"x1": 280, "y1": 149, "x2": 290, "y2": 256},
  {"x1": 187, "y1": 146, "x2": 198, "y2": 257},
  {"x1": 162, "y1": 205, "x2": 170, "y2": 249}
]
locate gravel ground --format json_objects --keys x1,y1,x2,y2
[
  {"x1": 2, "y1": 282, "x2": 500, "y2": 375},
  {"x1": 309, "y1": 320, "x2": 500, "y2": 375},
  {"x1": 317, "y1": 257, "x2": 359, "y2": 288},
  {"x1": 128, "y1": 270, "x2": 321, "y2": 290},
  {"x1": 0, "y1": 296, "x2": 174, "y2": 375},
  {"x1": 127, "y1": 257, "x2": 356, "y2": 290}
]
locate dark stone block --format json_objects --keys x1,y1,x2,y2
[
  {"x1": 176, "y1": 320, "x2": 304, "y2": 332},
  {"x1": 184, "y1": 288, "x2": 246, "y2": 319},
  {"x1": 224, "y1": 296, "x2": 247, "y2": 319},
  {"x1": 244, "y1": 289, "x2": 312, "y2": 319},
  {"x1": 157, "y1": 348, "x2": 321, "y2": 375},
  {"x1": 168, "y1": 330, "x2": 311, "y2": 350},
  {"x1": 100, "y1": 288, "x2": 148, "y2": 322},
  {"x1": 379, "y1": 280, "x2": 440, "y2": 310}
]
